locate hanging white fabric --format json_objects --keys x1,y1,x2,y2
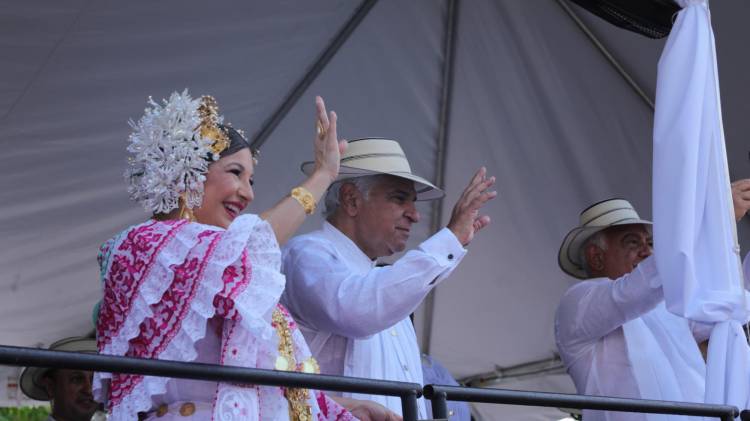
[
  {"x1": 623, "y1": 304, "x2": 707, "y2": 421},
  {"x1": 652, "y1": 0, "x2": 750, "y2": 411}
]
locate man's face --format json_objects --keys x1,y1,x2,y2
[
  {"x1": 353, "y1": 176, "x2": 420, "y2": 259},
  {"x1": 600, "y1": 224, "x2": 653, "y2": 280},
  {"x1": 43, "y1": 369, "x2": 97, "y2": 421}
]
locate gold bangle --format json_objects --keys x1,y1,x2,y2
[{"x1": 291, "y1": 187, "x2": 316, "y2": 215}]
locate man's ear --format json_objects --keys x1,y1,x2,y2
[
  {"x1": 585, "y1": 243, "x2": 605, "y2": 272},
  {"x1": 41, "y1": 373, "x2": 55, "y2": 401},
  {"x1": 339, "y1": 183, "x2": 360, "y2": 217}
]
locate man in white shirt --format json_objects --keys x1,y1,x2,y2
[
  {"x1": 281, "y1": 137, "x2": 495, "y2": 417},
  {"x1": 19, "y1": 337, "x2": 100, "y2": 421},
  {"x1": 555, "y1": 184, "x2": 750, "y2": 421}
]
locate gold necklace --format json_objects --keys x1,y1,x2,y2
[{"x1": 272, "y1": 308, "x2": 320, "y2": 421}]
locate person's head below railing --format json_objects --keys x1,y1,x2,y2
[
  {"x1": 93, "y1": 91, "x2": 401, "y2": 421},
  {"x1": 19, "y1": 337, "x2": 101, "y2": 421}
]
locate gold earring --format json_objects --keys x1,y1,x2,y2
[{"x1": 178, "y1": 194, "x2": 196, "y2": 222}]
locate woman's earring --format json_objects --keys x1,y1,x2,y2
[{"x1": 178, "y1": 194, "x2": 196, "y2": 222}]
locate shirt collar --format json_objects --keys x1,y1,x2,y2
[{"x1": 322, "y1": 221, "x2": 376, "y2": 269}]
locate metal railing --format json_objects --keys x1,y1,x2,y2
[
  {"x1": 0, "y1": 344, "x2": 742, "y2": 421},
  {"x1": 424, "y1": 385, "x2": 739, "y2": 421},
  {"x1": 0, "y1": 345, "x2": 421, "y2": 420}
]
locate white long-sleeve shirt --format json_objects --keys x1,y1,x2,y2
[
  {"x1": 281, "y1": 221, "x2": 466, "y2": 417},
  {"x1": 554, "y1": 256, "x2": 714, "y2": 421}
]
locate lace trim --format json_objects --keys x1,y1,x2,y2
[
  {"x1": 97, "y1": 218, "x2": 198, "y2": 355},
  {"x1": 95, "y1": 215, "x2": 287, "y2": 420}
]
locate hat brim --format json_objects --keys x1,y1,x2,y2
[
  {"x1": 20, "y1": 338, "x2": 97, "y2": 401},
  {"x1": 301, "y1": 161, "x2": 445, "y2": 201},
  {"x1": 558, "y1": 219, "x2": 652, "y2": 279}
]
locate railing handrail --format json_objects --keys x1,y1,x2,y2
[
  {"x1": 0, "y1": 345, "x2": 420, "y2": 397},
  {"x1": 424, "y1": 384, "x2": 738, "y2": 421},
  {"x1": 0, "y1": 344, "x2": 742, "y2": 421},
  {"x1": 0, "y1": 344, "x2": 422, "y2": 420}
]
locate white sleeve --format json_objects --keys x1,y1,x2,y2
[
  {"x1": 555, "y1": 256, "x2": 663, "y2": 351},
  {"x1": 281, "y1": 228, "x2": 466, "y2": 339}
]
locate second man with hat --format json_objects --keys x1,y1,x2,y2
[
  {"x1": 281, "y1": 138, "x2": 496, "y2": 418},
  {"x1": 554, "y1": 185, "x2": 750, "y2": 421}
]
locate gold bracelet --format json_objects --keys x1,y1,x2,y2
[{"x1": 291, "y1": 187, "x2": 316, "y2": 215}]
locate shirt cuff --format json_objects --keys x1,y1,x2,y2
[{"x1": 419, "y1": 227, "x2": 467, "y2": 268}]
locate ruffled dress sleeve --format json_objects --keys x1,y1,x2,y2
[{"x1": 93, "y1": 215, "x2": 355, "y2": 421}]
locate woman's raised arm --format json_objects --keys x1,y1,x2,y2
[{"x1": 261, "y1": 96, "x2": 346, "y2": 245}]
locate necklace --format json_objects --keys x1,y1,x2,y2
[{"x1": 272, "y1": 308, "x2": 320, "y2": 421}]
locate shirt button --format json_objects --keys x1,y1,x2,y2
[
  {"x1": 156, "y1": 404, "x2": 168, "y2": 417},
  {"x1": 390, "y1": 329, "x2": 398, "y2": 337},
  {"x1": 403, "y1": 364, "x2": 409, "y2": 371},
  {"x1": 179, "y1": 402, "x2": 196, "y2": 416},
  {"x1": 449, "y1": 410, "x2": 455, "y2": 416},
  {"x1": 447, "y1": 253, "x2": 454, "y2": 260}
]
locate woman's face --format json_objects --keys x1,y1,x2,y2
[{"x1": 193, "y1": 148, "x2": 255, "y2": 228}]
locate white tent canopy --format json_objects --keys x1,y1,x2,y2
[{"x1": 2, "y1": 1, "x2": 749, "y2": 418}]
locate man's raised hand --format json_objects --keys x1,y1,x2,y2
[
  {"x1": 447, "y1": 166, "x2": 497, "y2": 246},
  {"x1": 732, "y1": 179, "x2": 750, "y2": 222}
]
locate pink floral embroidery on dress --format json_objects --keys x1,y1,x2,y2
[
  {"x1": 315, "y1": 391, "x2": 357, "y2": 421},
  {"x1": 97, "y1": 219, "x2": 187, "y2": 351},
  {"x1": 95, "y1": 215, "x2": 355, "y2": 420}
]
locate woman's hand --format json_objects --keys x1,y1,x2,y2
[
  {"x1": 259, "y1": 96, "x2": 347, "y2": 245},
  {"x1": 329, "y1": 396, "x2": 403, "y2": 421},
  {"x1": 313, "y1": 96, "x2": 347, "y2": 183}
]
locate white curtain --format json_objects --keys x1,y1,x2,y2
[{"x1": 652, "y1": 0, "x2": 749, "y2": 410}]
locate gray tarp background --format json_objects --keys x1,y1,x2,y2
[{"x1": 1, "y1": 1, "x2": 749, "y2": 419}]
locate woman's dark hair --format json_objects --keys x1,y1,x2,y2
[{"x1": 217, "y1": 124, "x2": 253, "y2": 158}]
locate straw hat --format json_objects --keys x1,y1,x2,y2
[
  {"x1": 301, "y1": 138, "x2": 444, "y2": 201},
  {"x1": 558, "y1": 198, "x2": 652, "y2": 279},
  {"x1": 19, "y1": 337, "x2": 97, "y2": 400}
]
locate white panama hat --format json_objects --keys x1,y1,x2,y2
[
  {"x1": 19, "y1": 336, "x2": 97, "y2": 401},
  {"x1": 301, "y1": 137, "x2": 445, "y2": 201},
  {"x1": 558, "y1": 198, "x2": 652, "y2": 279}
]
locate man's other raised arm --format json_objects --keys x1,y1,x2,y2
[
  {"x1": 555, "y1": 256, "x2": 663, "y2": 350},
  {"x1": 281, "y1": 230, "x2": 464, "y2": 339}
]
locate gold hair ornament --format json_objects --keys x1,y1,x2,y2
[{"x1": 197, "y1": 95, "x2": 230, "y2": 156}]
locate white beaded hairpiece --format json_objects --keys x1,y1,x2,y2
[{"x1": 124, "y1": 89, "x2": 230, "y2": 215}]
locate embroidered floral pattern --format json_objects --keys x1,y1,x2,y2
[
  {"x1": 315, "y1": 391, "x2": 357, "y2": 421},
  {"x1": 94, "y1": 215, "x2": 354, "y2": 421},
  {"x1": 97, "y1": 219, "x2": 188, "y2": 351}
]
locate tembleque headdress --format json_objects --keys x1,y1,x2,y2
[{"x1": 125, "y1": 89, "x2": 241, "y2": 215}]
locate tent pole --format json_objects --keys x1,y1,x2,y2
[
  {"x1": 555, "y1": 0, "x2": 655, "y2": 111},
  {"x1": 249, "y1": 0, "x2": 379, "y2": 151},
  {"x1": 459, "y1": 355, "x2": 565, "y2": 388},
  {"x1": 422, "y1": 0, "x2": 461, "y2": 356}
]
